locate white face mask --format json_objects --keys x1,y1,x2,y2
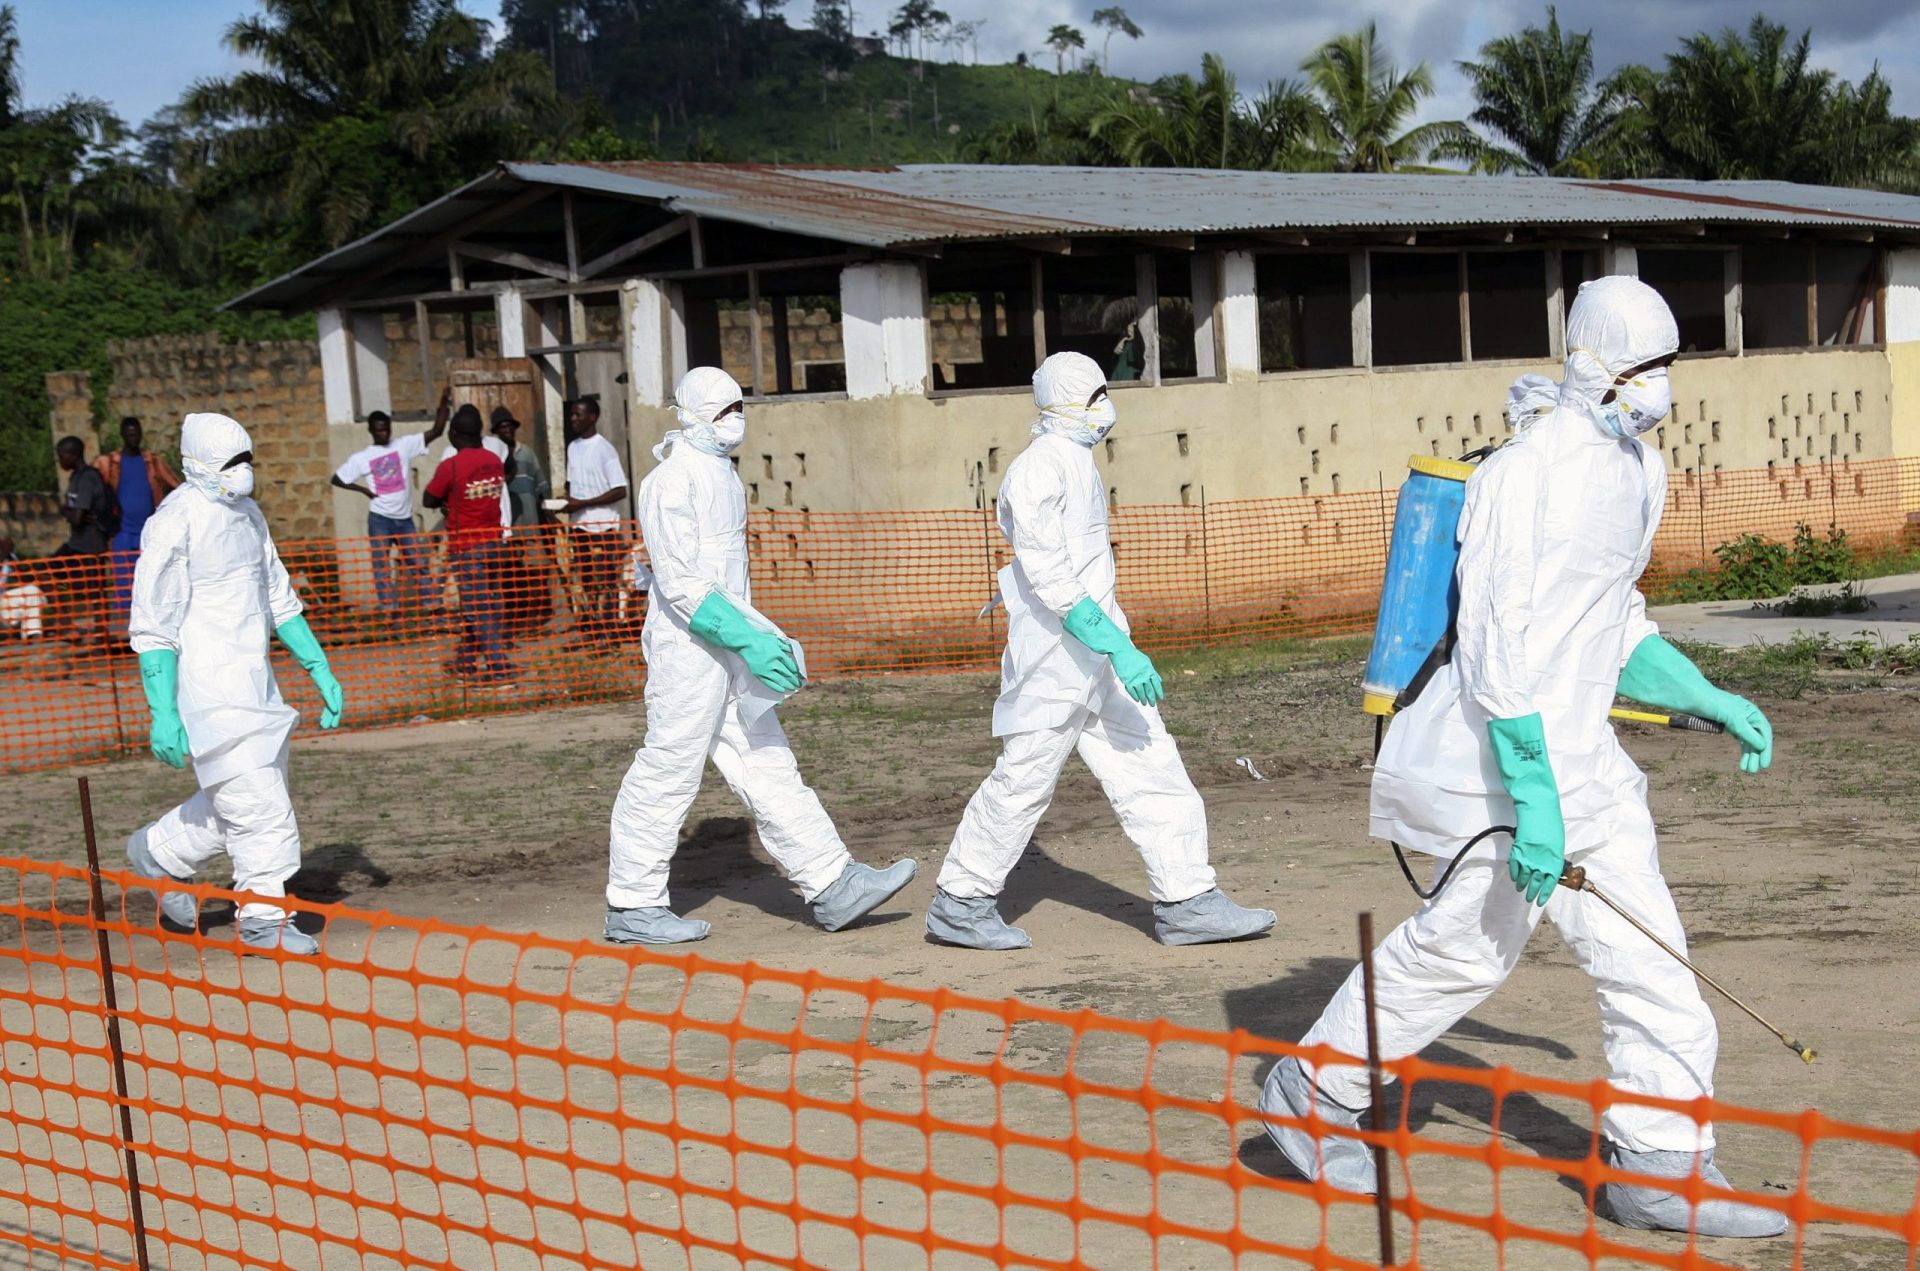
[
  {"x1": 1037, "y1": 394, "x2": 1118, "y2": 447},
  {"x1": 1600, "y1": 367, "x2": 1672, "y2": 439},
  {"x1": 706, "y1": 408, "x2": 746, "y2": 454},
  {"x1": 184, "y1": 457, "x2": 255, "y2": 504}
]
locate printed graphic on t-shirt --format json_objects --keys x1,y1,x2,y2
[
  {"x1": 369, "y1": 451, "x2": 406, "y2": 496},
  {"x1": 463, "y1": 475, "x2": 504, "y2": 502}
]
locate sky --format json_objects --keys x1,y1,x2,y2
[{"x1": 16, "y1": 0, "x2": 1920, "y2": 135}]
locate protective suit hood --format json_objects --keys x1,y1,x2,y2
[
  {"x1": 180, "y1": 412, "x2": 255, "y2": 504},
  {"x1": 1031, "y1": 352, "x2": 1117, "y2": 447},
  {"x1": 1559, "y1": 276, "x2": 1679, "y2": 410},
  {"x1": 656, "y1": 367, "x2": 746, "y2": 460}
]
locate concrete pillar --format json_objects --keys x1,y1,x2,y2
[
  {"x1": 666, "y1": 282, "x2": 689, "y2": 383},
  {"x1": 1220, "y1": 250, "x2": 1259, "y2": 380},
  {"x1": 1887, "y1": 249, "x2": 1920, "y2": 466},
  {"x1": 350, "y1": 312, "x2": 391, "y2": 416},
  {"x1": 1349, "y1": 251, "x2": 1372, "y2": 369},
  {"x1": 495, "y1": 287, "x2": 527, "y2": 358},
  {"x1": 842, "y1": 262, "x2": 930, "y2": 399},
  {"x1": 535, "y1": 300, "x2": 567, "y2": 493},
  {"x1": 1191, "y1": 252, "x2": 1220, "y2": 379},
  {"x1": 1603, "y1": 243, "x2": 1639, "y2": 277},
  {"x1": 620, "y1": 277, "x2": 671, "y2": 408},
  {"x1": 317, "y1": 307, "x2": 354, "y2": 423},
  {"x1": 1887, "y1": 248, "x2": 1920, "y2": 343}
]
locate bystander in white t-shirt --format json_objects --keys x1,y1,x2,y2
[
  {"x1": 335, "y1": 432, "x2": 429, "y2": 521},
  {"x1": 566, "y1": 434, "x2": 627, "y2": 533}
]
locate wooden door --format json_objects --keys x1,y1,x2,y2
[{"x1": 447, "y1": 357, "x2": 539, "y2": 436}]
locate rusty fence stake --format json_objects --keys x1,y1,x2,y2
[
  {"x1": 1359, "y1": 910, "x2": 1396, "y2": 1268},
  {"x1": 78, "y1": 776, "x2": 154, "y2": 1271}
]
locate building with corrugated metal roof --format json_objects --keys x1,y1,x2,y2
[{"x1": 227, "y1": 162, "x2": 1920, "y2": 530}]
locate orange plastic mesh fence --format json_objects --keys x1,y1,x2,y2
[
  {"x1": 3, "y1": 858, "x2": 1917, "y2": 1270},
  {"x1": 4, "y1": 456, "x2": 1917, "y2": 772}
]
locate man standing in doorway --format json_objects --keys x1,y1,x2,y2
[
  {"x1": 331, "y1": 394, "x2": 448, "y2": 616},
  {"x1": 560, "y1": 396, "x2": 628, "y2": 648},
  {"x1": 95, "y1": 417, "x2": 180, "y2": 614},
  {"x1": 426, "y1": 406, "x2": 515, "y2": 684},
  {"x1": 493, "y1": 407, "x2": 549, "y2": 529}
]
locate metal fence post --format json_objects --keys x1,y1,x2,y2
[{"x1": 78, "y1": 776, "x2": 154, "y2": 1271}]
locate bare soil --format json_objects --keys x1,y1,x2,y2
[{"x1": 2, "y1": 638, "x2": 1916, "y2": 1270}]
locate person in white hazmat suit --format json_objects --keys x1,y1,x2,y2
[
  {"x1": 1260, "y1": 277, "x2": 1785, "y2": 1239},
  {"x1": 604, "y1": 367, "x2": 916, "y2": 944},
  {"x1": 123, "y1": 412, "x2": 345, "y2": 955},
  {"x1": 926, "y1": 352, "x2": 1275, "y2": 951}
]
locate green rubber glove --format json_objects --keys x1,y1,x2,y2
[
  {"x1": 689, "y1": 591, "x2": 802, "y2": 694},
  {"x1": 1062, "y1": 597, "x2": 1164, "y2": 707},
  {"x1": 138, "y1": 648, "x2": 190, "y2": 769},
  {"x1": 1618, "y1": 634, "x2": 1771, "y2": 773},
  {"x1": 275, "y1": 614, "x2": 344, "y2": 730},
  {"x1": 1487, "y1": 713, "x2": 1566, "y2": 905}
]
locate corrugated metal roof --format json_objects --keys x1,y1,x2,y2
[
  {"x1": 802, "y1": 167, "x2": 1920, "y2": 236},
  {"x1": 511, "y1": 161, "x2": 1102, "y2": 246},
  {"x1": 228, "y1": 162, "x2": 1920, "y2": 311}
]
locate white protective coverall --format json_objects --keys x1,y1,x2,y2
[
  {"x1": 936, "y1": 355, "x2": 1216, "y2": 904},
  {"x1": 127, "y1": 413, "x2": 304, "y2": 924},
  {"x1": 606, "y1": 369, "x2": 851, "y2": 908},
  {"x1": 1298, "y1": 275, "x2": 1718, "y2": 1155}
]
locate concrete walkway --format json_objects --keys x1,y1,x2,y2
[{"x1": 1647, "y1": 570, "x2": 1920, "y2": 646}]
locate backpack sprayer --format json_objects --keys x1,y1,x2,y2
[{"x1": 1360, "y1": 451, "x2": 1814, "y2": 1063}]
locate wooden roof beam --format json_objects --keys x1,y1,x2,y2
[
  {"x1": 453, "y1": 241, "x2": 573, "y2": 281},
  {"x1": 579, "y1": 215, "x2": 693, "y2": 278}
]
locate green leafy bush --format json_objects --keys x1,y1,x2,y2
[{"x1": 1651, "y1": 522, "x2": 1860, "y2": 604}]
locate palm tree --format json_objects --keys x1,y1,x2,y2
[
  {"x1": 181, "y1": 0, "x2": 560, "y2": 249},
  {"x1": 1086, "y1": 54, "x2": 1319, "y2": 170},
  {"x1": 1300, "y1": 22, "x2": 1464, "y2": 173},
  {"x1": 1445, "y1": 7, "x2": 1629, "y2": 176},
  {"x1": 1623, "y1": 17, "x2": 1917, "y2": 186},
  {"x1": 1046, "y1": 24, "x2": 1086, "y2": 76},
  {"x1": 1091, "y1": 7, "x2": 1142, "y2": 76},
  {"x1": 0, "y1": 5, "x2": 134, "y2": 278}
]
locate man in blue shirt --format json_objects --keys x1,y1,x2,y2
[{"x1": 94, "y1": 417, "x2": 180, "y2": 615}]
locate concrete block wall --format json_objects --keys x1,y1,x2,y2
[
  {"x1": 50, "y1": 333, "x2": 336, "y2": 539},
  {"x1": 0, "y1": 492, "x2": 63, "y2": 554},
  {"x1": 381, "y1": 311, "x2": 502, "y2": 417},
  {"x1": 627, "y1": 346, "x2": 1896, "y2": 517}
]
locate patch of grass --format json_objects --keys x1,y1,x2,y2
[
  {"x1": 1667, "y1": 632, "x2": 1920, "y2": 698},
  {"x1": 1767, "y1": 580, "x2": 1876, "y2": 617}
]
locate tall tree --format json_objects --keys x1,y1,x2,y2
[
  {"x1": 1620, "y1": 17, "x2": 1917, "y2": 185},
  {"x1": 810, "y1": 0, "x2": 851, "y2": 43},
  {"x1": 183, "y1": 0, "x2": 561, "y2": 251},
  {"x1": 1091, "y1": 7, "x2": 1142, "y2": 76},
  {"x1": 1445, "y1": 7, "x2": 1630, "y2": 176},
  {"x1": 1047, "y1": 24, "x2": 1086, "y2": 76},
  {"x1": 1300, "y1": 22, "x2": 1463, "y2": 172},
  {"x1": 0, "y1": 5, "x2": 132, "y2": 279}
]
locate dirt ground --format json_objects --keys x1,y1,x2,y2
[{"x1": 3, "y1": 637, "x2": 1918, "y2": 1270}]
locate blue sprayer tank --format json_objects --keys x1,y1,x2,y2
[{"x1": 1362, "y1": 454, "x2": 1480, "y2": 716}]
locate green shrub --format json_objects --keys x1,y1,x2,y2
[{"x1": 1653, "y1": 522, "x2": 1860, "y2": 604}]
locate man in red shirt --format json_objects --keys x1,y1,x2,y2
[{"x1": 425, "y1": 407, "x2": 515, "y2": 684}]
